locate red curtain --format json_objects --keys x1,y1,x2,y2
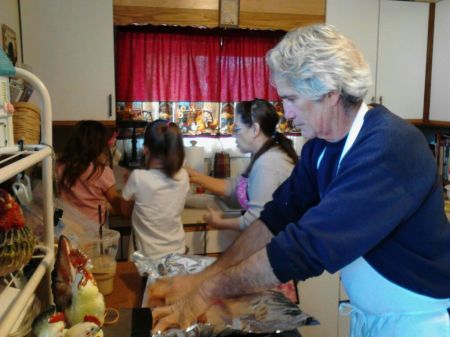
[
  {"x1": 115, "y1": 26, "x2": 283, "y2": 102},
  {"x1": 219, "y1": 30, "x2": 281, "y2": 101},
  {"x1": 116, "y1": 26, "x2": 221, "y2": 101}
]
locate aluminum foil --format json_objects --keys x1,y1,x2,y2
[
  {"x1": 131, "y1": 252, "x2": 319, "y2": 337},
  {"x1": 131, "y1": 251, "x2": 216, "y2": 280}
]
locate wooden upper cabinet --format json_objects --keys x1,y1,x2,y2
[
  {"x1": 113, "y1": 0, "x2": 325, "y2": 31},
  {"x1": 113, "y1": 0, "x2": 218, "y2": 27}
]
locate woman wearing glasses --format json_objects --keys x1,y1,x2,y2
[{"x1": 187, "y1": 99, "x2": 298, "y2": 231}]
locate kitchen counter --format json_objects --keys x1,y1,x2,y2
[
  {"x1": 104, "y1": 261, "x2": 144, "y2": 309},
  {"x1": 102, "y1": 263, "x2": 302, "y2": 337}
]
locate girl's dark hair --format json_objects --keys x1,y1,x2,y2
[
  {"x1": 236, "y1": 99, "x2": 298, "y2": 177},
  {"x1": 58, "y1": 120, "x2": 112, "y2": 189},
  {"x1": 144, "y1": 119, "x2": 185, "y2": 178}
]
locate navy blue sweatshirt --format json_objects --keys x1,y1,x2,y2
[{"x1": 262, "y1": 105, "x2": 450, "y2": 298}]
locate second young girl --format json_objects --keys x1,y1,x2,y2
[{"x1": 121, "y1": 120, "x2": 189, "y2": 260}]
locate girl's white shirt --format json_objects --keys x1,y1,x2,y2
[{"x1": 122, "y1": 168, "x2": 189, "y2": 260}]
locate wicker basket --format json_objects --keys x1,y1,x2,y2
[{"x1": 12, "y1": 102, "x2": 41, "y2": 145}]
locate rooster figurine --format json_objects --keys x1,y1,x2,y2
[
  {"x1": 32, "y1": 309, "x2": 103, "y2": 337},
  {"x1": 52, "y1": 235, "x2": 105, "y2": 327},
  {"x1": 33, "y1": 235, "x2": 105, "y2": 337}
]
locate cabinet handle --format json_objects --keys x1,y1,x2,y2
[
  {"x1": 108, "y1": 94, "x2": 112, "y2": 117},
  {"x1": 379, "y1": 96, "x2": 383, "y2": 105}
]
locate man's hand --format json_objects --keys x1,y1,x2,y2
[
  {"x1": 152, "y1": 288, "x2": 210, "y2": 332},
  {"x1": 147, "y1": 274, "x2": 205, "y2": 307}
]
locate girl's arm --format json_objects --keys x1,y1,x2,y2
[
  {"x1": 203, "y1": 207, "x2": 241, "y2": 231},
  {"x1": 120, "y1": 198, "x2": 134, "y2": 218},
  {"x1": 105, "y1": 185, "x2": 123, "y2": 215},
  {"x1": 185, "y1": 167, "x2": 231, "y2": 196},
  {"x1": 120, "y1": 168, "x2": 135, "y2": 217}
]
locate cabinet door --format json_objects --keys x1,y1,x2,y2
[
  {"x1": 205, "y1": 229, "x2": 240, "y2": 254},
  {"x1": 185, "y1": 231, "x2": 206, "y2": 255},
  {"x1": 20, "y1": 0, "x2": 115, "y2": 121},
  {"x1": 298, "y1": 272, "x2": 340, "y2": 337},
  {"x1": 376, "y1": 0, "x2": 428, "y2": 119},
  {"x1": 326, "y1": 0, "x2": 379, "y2": 104},
  {"x1": 337, "y1": 277, "x2": 350, "y2": 337},
  {"x1": 326, "y1": 0, "x2": 428, "y2": 120},
  {"x1": 429, "y1": 0, "x2": 450, "y2": 122}
]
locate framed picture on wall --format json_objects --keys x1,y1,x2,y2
[
  {"x1": 1, "y1": 24, "x2": 17, "y2": 66},
  {"x1": 219, "y1": 0, "x2": 239, "y2": 28}
]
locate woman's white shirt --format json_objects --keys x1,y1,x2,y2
[{"x1": 232, "y1": 147, "x2": 295, "y2": 229}]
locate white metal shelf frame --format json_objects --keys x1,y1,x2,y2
[{"x1": 0, "y1": 67, "x2": 55, "y2": 337}]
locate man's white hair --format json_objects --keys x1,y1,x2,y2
[{"x1": 267, "y1": 24, "x2": 372, "y2": 105}]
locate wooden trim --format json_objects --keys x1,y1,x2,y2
[
  {"x1": 114, "y1": 3, "x2": 325, "y2": 30},
  {"x1": 113, "y1": 0, "x2": 217, "y2": 10},
  {"x1": 53, "y1": 120, "x2": 116, "y2": 127},
  {"x1": 409, "y1": 119, "x2": 450, "y2": 127},
  {"x1": 407, "y1": 119, "x2": 426, "y2": 125},
  {"x1": 114, "y1": 5, "x2": 219, "y2": 27},
  {"x1": 239, "y1": 11, "x2": 324, "y2": 31},
  {"x1": 423, "y1": 3, "x2": 435, "y2": 123}
]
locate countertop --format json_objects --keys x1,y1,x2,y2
[
  {"x1": 102, "y1": 262, "x2": 149, "y2": 335},
  {"x1": 104, "y1": 261, "x2": 145, "y2": 309}
]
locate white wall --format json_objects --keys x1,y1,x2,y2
[{"x1": 0, "y1": 0, "x2": 22, "y2": 66}]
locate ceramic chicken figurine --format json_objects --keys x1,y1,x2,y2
[
  {"x1": 33, "y1": 235, "x2": 106, "y2": 336},
  {"x1": 33, "y1": 235, "x2": 105, "y2": 337},
  {"x1": 64, "y1": 322, "x2": 103, "y2": 337},
  {"x1": 52, "y1": 235, "x2": 105, "y2": 327},
  {"x1": 32, "y1": 310, "x2": 66, "y2": 337},
  {"x1": 32, "y1": 310, "x2": 103, "y2": 337},
  {"x1": 0, "y1": 188, "x2": 34, "y2": 276}
]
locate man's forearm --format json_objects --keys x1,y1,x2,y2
[
  {"x1": 201, "y1": 248, "x2": 279, "y2": 301},
  {"x1": 205, "y1": 219, "x2": 273, "y2": 277}
]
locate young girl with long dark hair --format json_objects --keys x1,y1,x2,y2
[{"x1": 56, "y1": 120, "x2": 122, "y2": 221}]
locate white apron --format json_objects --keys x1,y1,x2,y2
[
  {"x1": 340, "y1": 257, "x2": 450, "y2": 337},
  {"x1": 317, "y1": 103, "x2": 450, "y2": 337}
]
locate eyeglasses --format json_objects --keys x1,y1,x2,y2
[{"x1": 232, "y1": 126, "x2": 243, "y2": 134}]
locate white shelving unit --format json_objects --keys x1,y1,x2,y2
[{"x1": 0, "y1": 67, "x2": 55, "y2": 336}]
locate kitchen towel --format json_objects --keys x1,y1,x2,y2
[{"x1": 185, "y1": 143, "x2": 205, "y2": 173}]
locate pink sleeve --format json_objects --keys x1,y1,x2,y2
[{"x1": 97, "y1": 166, "x2": 116, "y2": 192}]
